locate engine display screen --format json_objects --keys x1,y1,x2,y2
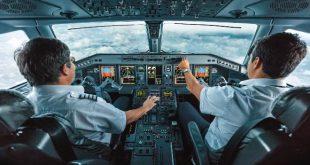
[
  {"x1": 147, "y1": 65, "x2": 162, "y2": 85},
  {"x1": 100, "y1": 66, "x2": 115, "y2": 80},
  {"x1": 174, "y1": 65, "x2": 186, "y2": 85},
  {"x1": 120, "y1": 66, "x2": 136, "y2": 84},
  {"x1": 194, "y1": 65, "x2": 210, "y2": 83}
]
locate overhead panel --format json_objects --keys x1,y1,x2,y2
[
  {"x1": 72, "y1": 0, "x2": 232, "y2": 19},
  {"x1": 217, "y1": 0, "x2": 310, "y2": 18},
  {"x1": 0, "y1": 0, "x2": 61, "y2": 18},
  {"x1": 246, "y1": 0, "x2": 310, "y2": 17}
]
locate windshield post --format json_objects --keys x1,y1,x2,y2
[{"x1": 146, "y1": 21, "x2": 163, "y2": 53}]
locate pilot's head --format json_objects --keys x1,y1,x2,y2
[
  {"x1": 14, "y1": 37, "x2": 75, "y2": 86},
  {"x1": 247, "y1": 32, "x2": 307, "y2": 79}
]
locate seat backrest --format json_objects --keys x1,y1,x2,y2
[
  {"x1": 0, "y1": 143, "x2": 65, "y2": 165},
  {"x1": 271, "y1": 86, "x2": 310, "y2": 163},
  {"x1": 271, "y1": 87, "x2": 310, "y2": 134},
  {"x1": 221, "y1": 87, "x2": 310, "y2": 165},
  {"x1": 21, "y1": 113, "x2": 111, "y2": 161},
  {"x1": 230, "y1": 119, "x2": 293, "y2": 165},
  {"x1": 220, "y1": 117, "x2": 292, "y2": 165},
  {"x1": 21, "y1": 114, "x2": 77, "y2": 161},
  {"x1": 0, "y1": 89, "x2": 35, "y2": 134}
]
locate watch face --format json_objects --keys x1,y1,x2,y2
[{"x1": 183, "y1": 69, "x2": 191, "y2": 73}]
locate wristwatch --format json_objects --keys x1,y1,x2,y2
[{"x1": 181, "y1": 68, "x2": 191, "y2": 74}]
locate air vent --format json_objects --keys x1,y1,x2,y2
[
  {"x1": 270, "y1": 0, "x2": 309, "y2": 13},
  {"x1": 0, "y1": 0, "x2": 36, "y2": 14}
]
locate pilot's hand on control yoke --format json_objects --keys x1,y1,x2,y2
[
  {"x1": 178, "y1": 58, "x2": 190, "y2": 70},
  {"x1": 142, "y1": 96, "x2": 160, "y2": 112}
]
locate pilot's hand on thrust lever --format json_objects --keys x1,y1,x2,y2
[
  {"x1": 142, "y1": 96, "x2": 160, "y2": 113},
  {"x1": 178, "y1": 58, "x2": 190, "y2": 70}
]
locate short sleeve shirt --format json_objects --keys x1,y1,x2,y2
[
  {"x1": 199, "y1": 78, "x2": 288, "y2": 150},
  {"x1": 27, "y1": 85, "x2": 126, "y2": 143}
]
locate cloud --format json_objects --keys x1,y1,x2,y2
[
  {"x1": 0, "y1": 30, "x2": 28, "y2": 89},
  {"x1": 285, "y1": 29, "x2": 310, "y2": 85},
  {"x1": 0, "y1": 22, "x2": 309, "y2": 89},
  {"x1": 162, "y1": 28, "x2": 254, "y2": 63},
  {"x1": 303, "y1": 70, "x2": 310, "y2": 76},
  {"x1": 53, "y1": 21, "x2": 148, "y2": 60}
]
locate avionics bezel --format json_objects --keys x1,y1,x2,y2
[
  {"x1": 193, "y1": 64, "x2": 210, "y2": 85},
  {"x1": 146, "y1": 65, "x2": 163, "y2": 85},
  {"x1": 100, "y1": 65, "x2": 116, "y2": 81},
  {"x1": 173, "y1": 65, "x2": 189, "y2": 85},
  {"x1": 119, "y1": 65, "x2": 136, "y2": 85}
]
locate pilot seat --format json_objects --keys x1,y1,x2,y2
[
  {"x1": 187, "y1": 86, "x2": 310, "y2": 165},
  {"x1": 0, "y1": 89, "x2": 112, "y2": 164}
]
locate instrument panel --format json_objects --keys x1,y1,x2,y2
[
  {"x1": 91, "y1": 64, "x2": 213, "y2": 86},
  {"x1": 75, "y1": 54, "x2": 247, "y2": 93}
]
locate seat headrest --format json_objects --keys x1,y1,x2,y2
[
  {"x1": 271, "y1": 87, "x2": 310, "y2": 133},
  {"x1": 0, "y1": 89, "x2": 35, "y2": 132}
]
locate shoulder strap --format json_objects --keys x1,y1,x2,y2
[
  {"x1": 219, "y1": 117, "x2": 278, "y2": 165},
  {"x1": 22, "y1": 116, "x2": 77, "y2": 162}
]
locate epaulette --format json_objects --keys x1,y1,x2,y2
[{"x1": 78, "y1": 93, "x2": 98, "y2": 101}]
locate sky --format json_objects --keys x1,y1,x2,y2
[
  {"x1": 0, "y1": 30, "x2": 28, "y2": 89},
  {"x1": 0, "y1": 22, "x2": 309, "y2": 89},
  {"x1": 162, "y1": 21, "x2": 257, "y2": 63},
  {"x1": 285, "y1": 29, "x2": 310, "y2": 86}
]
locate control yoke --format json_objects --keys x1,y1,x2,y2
[
  {"x1": 99, "y1": 78, "x2": 123, "y2": 91},
  {"x1": 198, "y1": 78, "x2": 209, "y2": 87}
]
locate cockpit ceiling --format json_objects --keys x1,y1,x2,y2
[{"x1": 0, "y1": 0, "x2": 309, "y2": 19}]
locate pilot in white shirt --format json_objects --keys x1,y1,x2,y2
[
  {"x1": 15, "y1": 37, "x2": 159, "y2": 144},
  {"x1": 27, "y1": 85, "x2": 127, "y2": 143},
  {"x1": 200, "y1": 78, "x2": 288, "y2": 150},
  {"x1": 177, "y1": 32, "x2": 307, "y2": 163}
]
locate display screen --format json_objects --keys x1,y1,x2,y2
[
  {"x1": 194, "y1": 65, "x2": 210, "y2": 83},
  {"x1": 100, "y1": 66, "x2": 115, "y2": 80},
  {"x1": 174, "y1": 65, "x2": 186, "y2": 85},
  {"x1": 147, "y1": 65, "x2": 162, "y2": 85},
  {"x1": 120, "y1": 66, "x2": 136, "y2": 84}
]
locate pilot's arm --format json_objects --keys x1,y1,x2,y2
[
  {"x1": 178, "y1": 59, "x2": 240, "y2": 118},
  {"x1": 125, "y1": 96, "x2": 159, "y2": 124},
  {"x1": 71, "y1": 93, "x2": 159, "y2": 134},
  {"x1": 178, "y1": 58, "x2": 204, "y2": 100}
]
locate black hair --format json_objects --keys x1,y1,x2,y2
[
  {"x1": 250, "y1": 32, "x2": 307, "y2": 78},
  {"x1": 14, "y1": 37, "x2": 71, "y2": 86}
]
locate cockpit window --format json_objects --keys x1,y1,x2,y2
[
  {"x1": 285, "y1": 29, "x2": 310, "y2": 86},
  {"x1": 0, "y1": 30, "x2": 28, "y2": 89},
  {"x1": 162, "y1": 21, "x2": 257, "y2": 63},
  {"x1": 52, "y1": 21, "x2": 148, "y2": 60}
]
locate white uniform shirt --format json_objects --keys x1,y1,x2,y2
[
  {"x1": 27, "y1": 85, "x2": 126, "y2": 143},
  {"x1": 200, "y1": 78, "x2": 288, "y2": 150}
]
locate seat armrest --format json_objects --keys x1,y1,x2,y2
[
  {"x1": 68, "y1": 159, "x2": 109, "y2": 165},
  {"x1": 187, "y1": 121, "x2": 210, "y2": 165}
]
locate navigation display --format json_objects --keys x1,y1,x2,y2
[
  {"x1": 194, "y1": 65, "x2": 210, "y2": 83},
  {"x1": 100, "y1": 66, "x2": 115, "y2": 80},
  {"x1": 147, "y1": 65, "x2": 162, "y2": 85},
  {"x1": 120, "y1": 66, "x2": 136, "y2": 84},
  {"x1": 174, "y1": 65, "x2": 186, "y2": 85}
]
